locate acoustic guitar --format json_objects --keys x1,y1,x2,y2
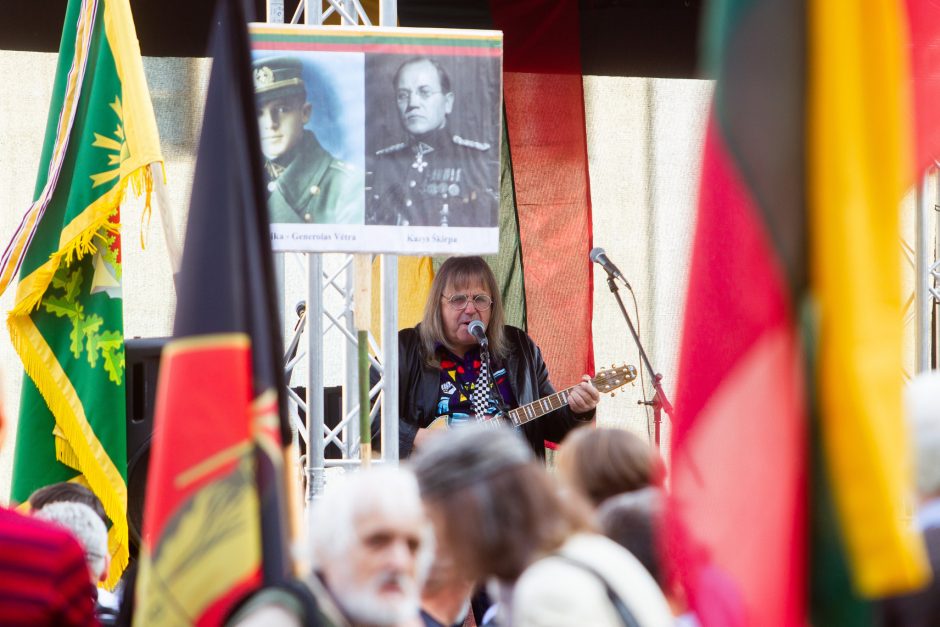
[{"x1": 427, "y1": 364, "x2": 638, "y2": 430}]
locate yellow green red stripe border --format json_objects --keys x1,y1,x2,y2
[{"x1": 249, "y1": 23, "x2": 502, "y2": 56}]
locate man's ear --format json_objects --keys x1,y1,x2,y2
[
  {"x1": 444, "y1": 92, "x2": 455, "y2": 116},
  {"x1": 301, "y1": 102, "x2": 313, "y2": 124}
]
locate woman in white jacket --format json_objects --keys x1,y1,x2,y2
[{"x1": 411, "y1": 425, "x2": 673, "y2": 627}]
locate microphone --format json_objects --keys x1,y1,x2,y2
[
  {"x1": 468, "y1": 320, "x2": 488, "y2": 348},
  {"x1": 590, "y1": 247, "x2": 630, "y2": 288}
]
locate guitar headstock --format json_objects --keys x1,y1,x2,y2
[{"x1": 592, "y1": 364, "x2": 638, "y2": 395}]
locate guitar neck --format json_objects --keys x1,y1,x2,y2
[
  {"x1": 507, "y1": 385, "x2": 578, "y2": 427},
  {"x1": 501, "y1": 365, "x2": 634, "y2": 428}
]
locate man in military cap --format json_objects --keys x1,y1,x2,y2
[
  {"x1": 253, "y1": 56, "x2": 363, "y2": 224},
  {"x1": 367, "y1": 57, "x2": 499, "y2": 228}
]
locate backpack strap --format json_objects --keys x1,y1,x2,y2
[
  {"x1": 279, "y1": 578, "x2": 325, "y2": 627},
  {"x1": 551, "y1": 554, "x2": 642, "y2": 627}
]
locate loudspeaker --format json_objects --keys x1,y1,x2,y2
[{"x1": 124, "y1": 337, "x2": 168, "y2": 559}]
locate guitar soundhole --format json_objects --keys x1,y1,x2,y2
[
  {"x1": 445, "y1": 413, "x2": 508, "y2": 430},
  {"x1": 447, "y1": 413, "x2": 474, "y2": 428}
]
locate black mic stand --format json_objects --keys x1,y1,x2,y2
[
  {"x1": 604, "y1": 274, "x2": 674, "y2": 448},
  {"x1": 480, "y1": 344, "x2": 510, "y2": 425}
]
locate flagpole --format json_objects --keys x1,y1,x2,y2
[
  {"x1": 152, "y1": 163, "x2": 182, "y2": 290},
  {"x1": 915, "y1": 166, "x2": 936, "y2": 372}
]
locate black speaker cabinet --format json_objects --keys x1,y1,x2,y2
[{"x1": 124, "y1": 337, "x2": 167, "y2": 559}]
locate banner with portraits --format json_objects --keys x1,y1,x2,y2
[{"x1": 249, "y1": 24, "x2": 503, "y2": 255}]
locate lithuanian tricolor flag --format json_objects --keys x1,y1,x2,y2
[
  {"x1": 666, "y1": 0, "x2": 931, "y2": 624},
  {"x1": 0, "y1": 0, "x2": 162, "y2": 587}
]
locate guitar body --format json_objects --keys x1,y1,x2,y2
[{"x1": 424, "y1": 364, "x2": 637, "y2": 431}]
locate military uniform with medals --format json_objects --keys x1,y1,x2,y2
[{"x1": 366, "y1": 127, "x2": 498, "y2": 227}]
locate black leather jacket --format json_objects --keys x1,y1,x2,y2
[{"x1": 398, "y1": 325, "x2": 594, "y2": 459}]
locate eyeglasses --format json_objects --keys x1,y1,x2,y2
[
  {"x1": 396, "y1": 87, "x2": 444, "y2": 104},
  {"x1": 443, "y1": 293, "x2": 493, "y2": 311}
]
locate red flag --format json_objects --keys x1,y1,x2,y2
[
  {"x1": 906, "y1": 0, "x2": 940, "y2": 171},
  {"x1": 663, "y1": 0, "x2": 808, "y2": 624},
  {"x1": 489, "y1": 0, "x2": 595, "y2": 388}
]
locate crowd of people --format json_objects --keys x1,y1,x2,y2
[
  {"x1": 1, "y1": 255, "x2": 939, "y2": 625},
  {"x1": 227, "y1": 424, "x2": 674, "y2": 627}
]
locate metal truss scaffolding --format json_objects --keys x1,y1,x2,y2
[
  {"x1": 913, "y1": 166, "x2": 940, "y2": 372},
  {"x1": 267, "y1": 0, "x2": 400, "y2": 503}
]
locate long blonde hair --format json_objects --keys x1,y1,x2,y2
[{"x1": 418, "y1": 256, "x2": 507, "y2": 364}]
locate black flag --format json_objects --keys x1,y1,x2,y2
[{"x1": 136, "y1": 0, "x2": 294, "y2": 622}]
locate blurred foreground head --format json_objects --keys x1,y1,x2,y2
[
  {"x1": 597, "y1": 487, "x2": 665, "y2": 586},
  {"x1": 34, "y1": 501, "x2": 108, "y2": 583},
  {"x1": 28, "y1": 482, "x2": 107, "y2": 525},
  {"x1": 556, "y1": 427, "x2": 664, "y2": 507},
  {"x1": 308, "y1": 466, "x2": 434, "y2": 626},
  {"x1": 907, "y1": 371, "x2": 940, "y2": 499},
  {"x1": 412, "y1": 425, "x2": 592, "y2": 581}
]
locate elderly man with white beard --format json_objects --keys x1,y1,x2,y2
[{"x1": 229, "y1": 466, "x2": 434, "y2": 627}]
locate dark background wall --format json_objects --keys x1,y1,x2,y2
[{"x1": 0, "y1": 0, "x2": 702, "y2": 78}]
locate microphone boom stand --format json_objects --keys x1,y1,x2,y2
[
  {"x1": 480, "y1": 344, "x2": 510, "y2": 425},
  {"x1": 604, "y1": 274, "x2": 674, "y2": 448}
]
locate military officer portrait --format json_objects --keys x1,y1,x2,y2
[
  {"x1": 365, "y1": 56, "x2": 500, "y2": 228},
  {"x1": 253, "y1": 55, "x2": 364, "y2": 225}
]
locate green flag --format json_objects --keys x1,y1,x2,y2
[{"x1": 0, "y1": 0, "x2": 163, "y2": 587}]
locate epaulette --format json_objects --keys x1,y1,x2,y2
[
  {"x1": 452, "y1": 135, "x2": 491, "y2": 151},
  {"x1": 375, "y1": 142, "x2": 407, "y2": 156},
  {"x1": 329, "y1": 159, "x2": 355, "y2": 173}
]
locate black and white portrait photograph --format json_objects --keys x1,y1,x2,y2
[
  {"x1": 249, "y1": 25, "x2": 502, "y2": 254},
  {"x1": 364, "y1": 54, "x2": 501, "y2": 229},
  {"x1": 251, "y1": 51, "x2": 366, "y2": 226}
]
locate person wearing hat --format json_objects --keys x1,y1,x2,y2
[
  {"x1": 253, "y1": 56, "x2": 363, "y2": 224},
  {"x1": 367, "y1": 57, "x2": 499, "y2": 228}
]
